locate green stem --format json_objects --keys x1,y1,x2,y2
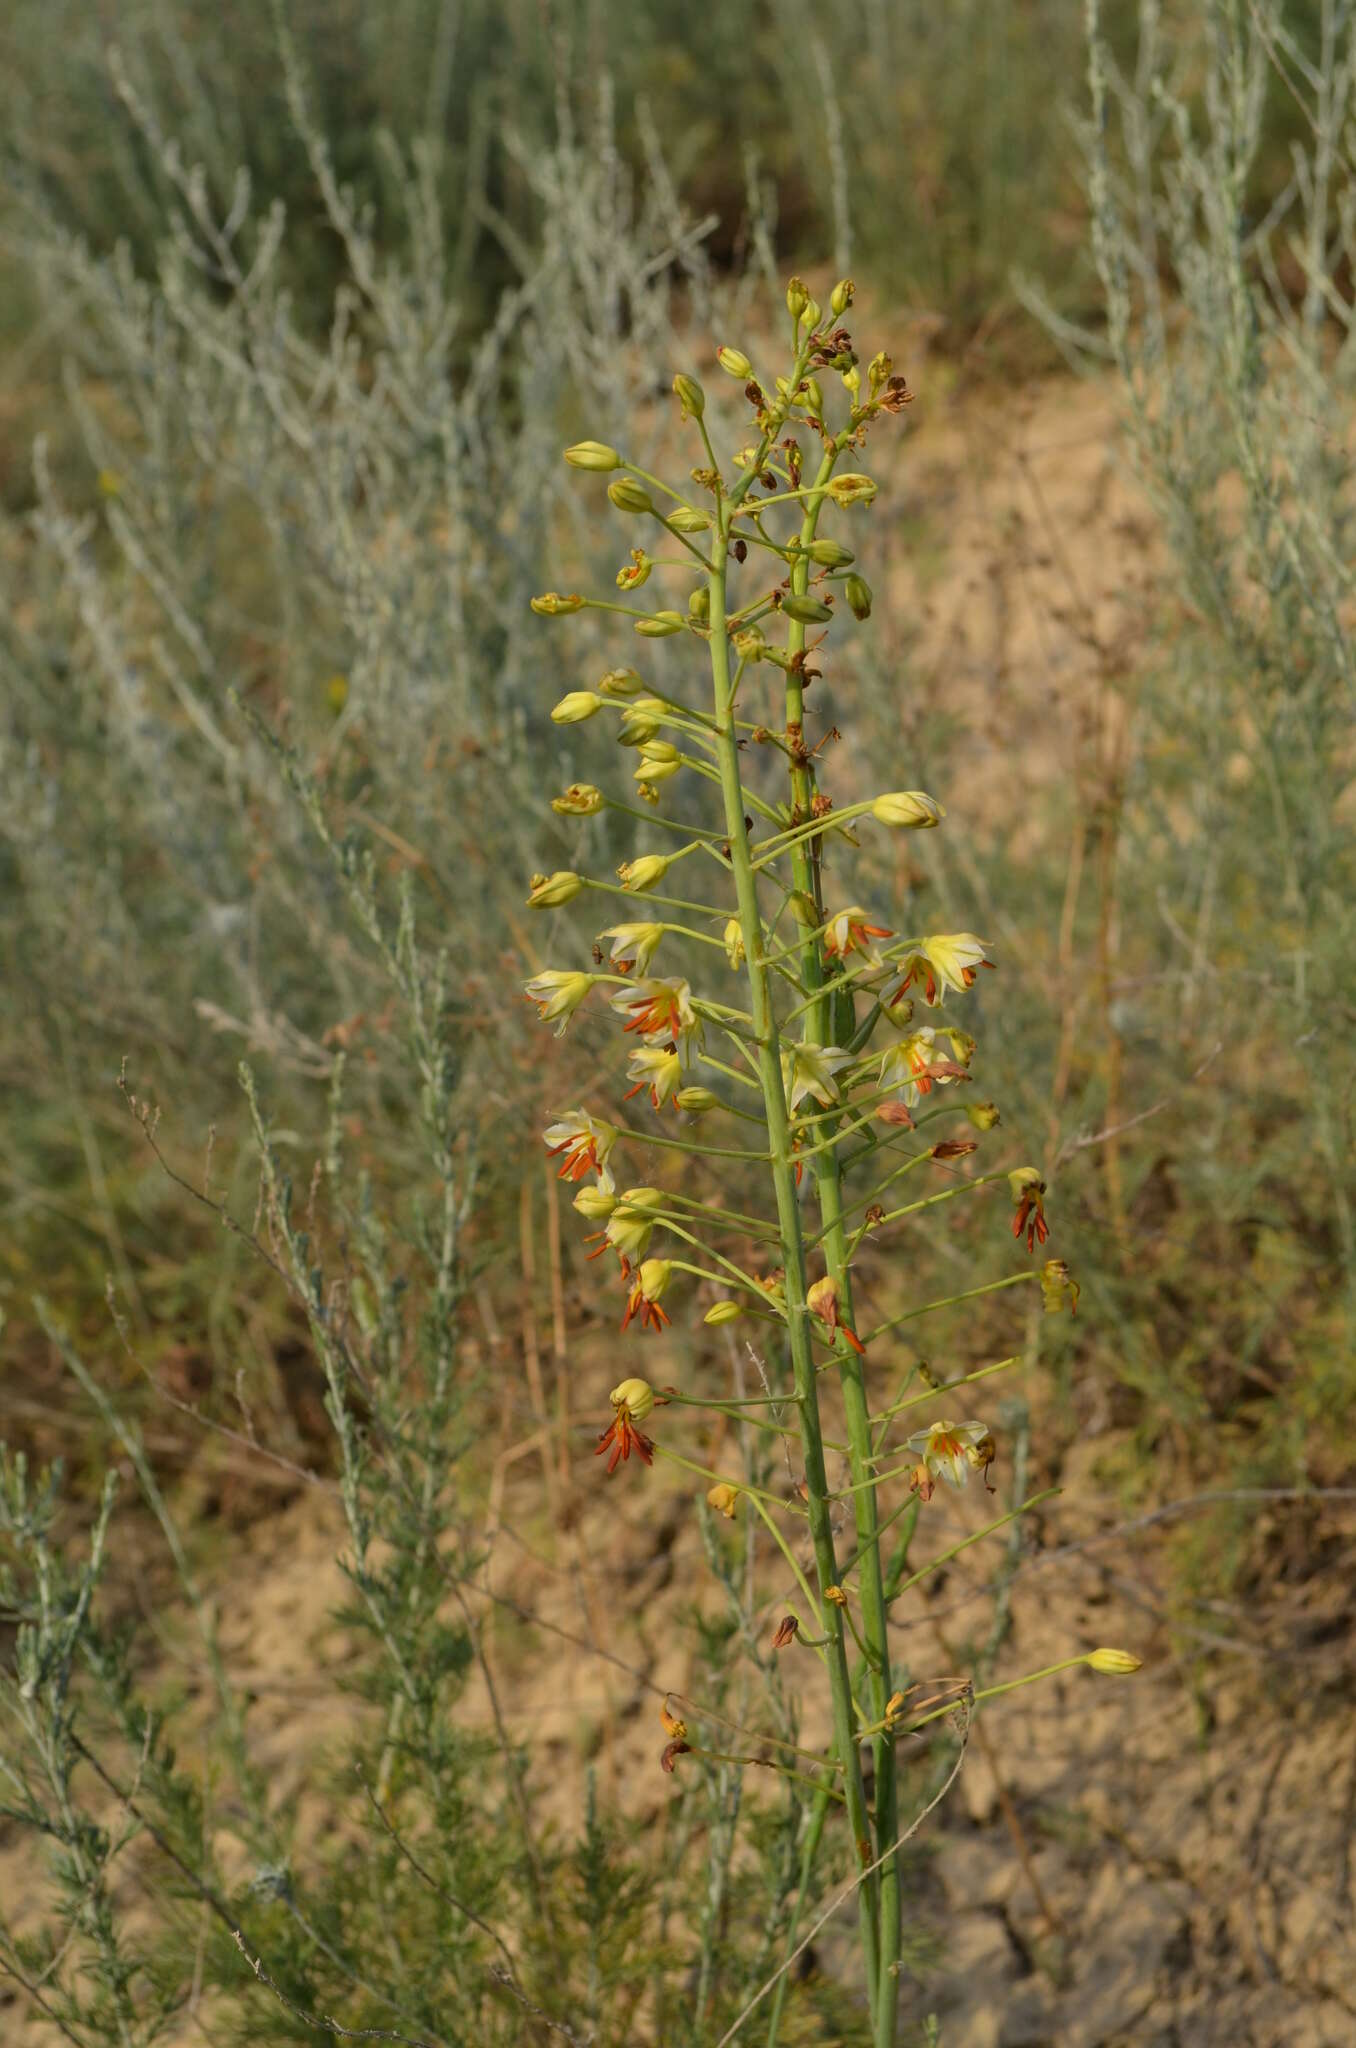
[
  {"x1": 781, "y1": 448, "x2": 902, "y2": 2048},
  {"x1": 705, "y1": 516, "x2": 883, "y2": 1997}
]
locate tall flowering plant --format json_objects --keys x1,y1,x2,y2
[{"x1": 528, "y1": 279, "x2": 1131, "y2": 2043}]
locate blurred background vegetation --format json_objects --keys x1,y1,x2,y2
[
  {"x1": 3, "y1": 0, "x2": 1350, "y2": 1568},
  {"x1": 1, "y1": 0, "x2": 1354, "y2": 2036}
]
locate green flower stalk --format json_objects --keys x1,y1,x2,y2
[{"x1": 527, "y1": 280, "x2": 1093, "y2": 2046}]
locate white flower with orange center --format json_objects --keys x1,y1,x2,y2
[
  {"x1": 542, "y1": 1110, "x2": 618, "y2": 1193},
  {"x1": 601, "y1": 922, "x2": 665, "y2": 974},
  {"x1": 823, "y1": 905, "x2": 893, "y2": 964},
  {"x1": 892, "y1": 933, "x2": 991, "y2": 1007},
  {"x1": 782, "y1": 1042, "x2": 855, "y2": 1113},
  {"x1": 878, "y1": 1028, "x2": 941, "y2": 1107},
  {"x1": 523, "y1": 970, "x2": 598, "y2": 1036},
  {"x1": 905, "y1": 1419, "x2": 995, "y2": 1500},
  {"x1": 609, "y1": 976, "x2": 700, "y2": 1051},
  {"x1": 624, "y1": 1044, "x2": 683, "y2": 1110}
]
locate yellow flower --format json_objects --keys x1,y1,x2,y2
[
  {"x1": 530, "y1": 591, "x2": 584, "y2": 616},
  {"x1": 723, "y1": 918, "x2": 745, "y2": 969},
  {"x1": 543, "y1": 1110, "x2": 618, "y2": 1194},
  {"x1": 600, "y1": 922, "x2": 664, "y2": 974},
  {"x1": 617, "y1": 550, "x2": 653, "y2": 590},
  {"x1": 605, "y1": 1189, "x2": 665, "y2": 1264},
  {"x1": 523, "y1": 970, "x2": 597, "y2": 1035},
  {"x1": 624, "y1": 1044, "x2": 682, "y2": 1110},
  {"x1": 906, "y1": 1419, "x2": 992, "y2": 1497},
  {"x1": 716, "y1": 346, "x2": 752, "y2": 378},
  {"x1": 609, "y1": 976, "x2": 699, "y2": 1051},
  {"x1": 782, "y1": 1042, "x2": 854, "y2": 1113},
  {"x1": 551, "y1": 783, "x2": 605, "y2": 816},
  {"x1": 609, "y1": 1375, "x2": 656, "y2": 1422},
  {"x1": 893, "y1": 934, "x2": 991, "y2": 1006},
  {"x1": 706, "y1": 1483, "x2": 739, "y2": 1518},
  {"x1": 823, "y1": 906, "x2": 892, "y2": 963},
  {"x1": 620, "y1": 1260, "x2": 672, "y2": 1334},
  {"x1": 826, "y1": 473, "x2": 877, "y2": 507}
]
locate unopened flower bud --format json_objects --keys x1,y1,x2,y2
[
  {"x1": 551, "y1": 690, "x2": 602, "y2": 724},
  {"x1": 667, "y1": 505, "x2": 711, "y2": 533},
  {"x1": 598, "y1": 666, "x2": 645, "y2": 698},
  {"x1": 564, "y1": 440, "x2": 622, "y2": 471},
  {"x1": 551, "y1": 782, "x2": 605, "y2": 816},
  {"x1": 610, "y1": 1375, "x2": 655, "y2": 1422},
  {"x1": 800, "y1": 297, "x2": 821, "y2": 329},
  {"x1": 634, "y1": 612, "x2": 686, "y2": 638},
  {"x1": 841, "y1": 364, "x2": 862, "y2": 399},
  {"x1": 527, "y1": 870, "x2": 584, "y2": 908},
  {"x1": 1086, "y1": 1647, "x2": 1143, "y2": 1676},
  {"x1": 723, "y1": 918, "x2": 746, "y2": 968},
  {"x1": 573, "y1": 1186, "x2": 617, "y2": 1220},
  {"x1": 733, "y1": 628, "x2": 766, "y2": 662},
  {"x1": 618, "y1": 853, "x2": 672, "y2": 893},
  {"x1": 608, "y1": 477, "x2": 654, "y2": 515},
  {"x1": 785, "y1": 275, "x2": 809, "y2": 318},
  {"x1": 688, "y1": 587, "x2": 710, "y2": 624},
  {"x1": 706, "y1": 1481, "x2": 739, "y2": 1517},
  {"x1": 618, "y1": 697, "x2": 666, "y2": 744},
  {"x1": 872, "y1": 790, "x2": 945, "y2": 829},
  {"x1": 634, "y1": 1259, "x2": 671, "y2": 1305},
  {"x1": 530, "y1": 591, "x2": 584, "y2": 616},
  {"x1": 717, "y1": 346, "x2": 752, "y2": 378},
  {"x1": 673, "y1": 373, "x2": 705, "y2": 420},
  {"x1": 830, "y1": 277, "x2": 855, "y2": 315},
  {"x1": 805, "y1": 537, "x2": 854, "y2": 567},
  {"x1": 703, "y1": 1299, "x2": 742, "y2": 1324},
  {"x1": 845, "y1": 575, "x2": 872, "y2": 620},
  {"x1": 964, "y1": 1101, "x2": 1002, "y2": 1131},
  {"x1": 826, "y1": 472, "x2": 877, "y2": 508},
  {"x1": 868, "y1": 350, "x2": 892, "y2": 393},
  {"x1": 781, "y1": 593, "x2": 834, "y2": 624},
  {"x1": 677, "y1": 1087, "x2": 721, "y2": 1114},
  {"x1": 800, "y1": 374, "x2": 824, "y2": 413},
  {"x1": 635, "y1": 743, "x2": 682, "y2": 784}
]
